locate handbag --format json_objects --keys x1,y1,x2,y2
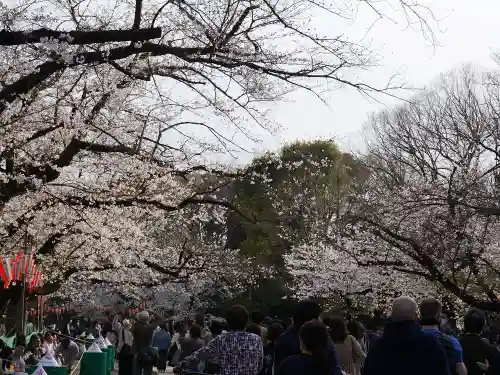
[
  {"x1": 138, "y1": 345, "x2": 158, "y2": 365},
  {"x1": 167, "y1": 342, "x2": 178, "y2": 362}
]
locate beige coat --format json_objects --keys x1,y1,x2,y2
[{"x1": 333, "y1": 335, "x2": 366, "y2": 375}]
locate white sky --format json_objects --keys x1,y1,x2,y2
[
  {"x1": 4, "y1": 0, "x2": 498, "y2": 164},
  {"x1": 253, "y1": 0, "x2": 500, "y2": 159}
]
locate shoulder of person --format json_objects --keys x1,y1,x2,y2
[
  {"x1": 445, "y1": 334, "x2": 463, "y2": 351},
  {"x1": 280, "y1": 353, "x2": 305, "y2": 368}
]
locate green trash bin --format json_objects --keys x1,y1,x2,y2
[
  {"x1": 106, "y1": 343, "x2": 115, "y2": 372},
  {"x1": 80, "y1": 343, "x2": 107, "y2": 375},
  {"x1": 96, "y1": 338, "x2": 110, "y2": 375},
  {"x1": 43, "y1": 366, "x2": 67, "y2": 375}
]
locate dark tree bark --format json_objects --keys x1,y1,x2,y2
[{"x1": 0, "y1": 28, "x2": 161, "y2": 45}]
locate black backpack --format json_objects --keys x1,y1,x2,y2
[{"x1": 435, "y1": 331, "x2": 458, "y2": 375}]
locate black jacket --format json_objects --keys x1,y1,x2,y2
[
  {"x1": 362, "y1": 320, "x2": 450, "y2": 375},
  {"x1": 274, "y1": 325, "x2": 342, "y2": 375}
]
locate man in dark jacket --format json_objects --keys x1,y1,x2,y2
[
  {"x1": 362, "y1": 296, "x2": 450, "y2": 375},
  {"x1": 460, "y1": 308, "x2": 499, "y2": 375},
  {"x1": 273, "y1": 299, "x2": 342, "y2": 375},
  {"x1": 132, "y1": 310, "x2": 163, "y2": 375}
]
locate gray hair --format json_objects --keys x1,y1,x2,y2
[{"x1": 391, "y1": 296, "x2": 418, "y2": 322}]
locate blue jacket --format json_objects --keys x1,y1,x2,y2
[
  {"x1": 152, "y1": 329, "x2": 171, "y2": 350},
  {"x1": 274, "y1": 325, "x2": 342, "y2": 375},
  {"x1": 362, "y1": 321, "x2": 450, "y2": 375}
]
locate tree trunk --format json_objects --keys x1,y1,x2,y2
[{"x1": 3, "y1": 283, "x2": 24, "y2": 335}]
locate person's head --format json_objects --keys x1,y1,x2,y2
[
  {"x1": 390, "y1": 296, "x2": 418, "y2": 322},
  {"x1": 245, "y1": 323, "x2": 262, "y2": 336},
  {"x1": 464, "y1": 308, "x2": 486, "y2": 334},
  {"x1": 226, "y1": 305, "x2": 249, "y2": 331},
  {"x1": 299, "y1": 320, "x2": 333, "y2": 374},
  {"x1": 31, "y1": 334, "x2": 41, "y2": 348},
  {"x1": 60, "y1": 336, "x2": 71, "y2": 349},
  {"x1": 419, "y1": 297, "x2": 442, "y2": 326},
  {"x1": 267, "y1": 322, "x2": 284, "y2": 343},
  {"x1": 173, "y1": 321, "x2": 185, "y2": 334},
  {"x1": 347, "y1": 320, "x2": 365, "y2": 340},
  {"x1": 364, "y1": 316, "x2": 379, "y2": 332},
  {"x1": 251, "y1": 311, "x2": 265, "y2": 325},
  {"x1": 189, "y1": 324, "x2": 202, "y2": 339},
  {"x1": 293, "y1": 299, "x2": 322, "y2": 329},
  {"x1": 43, "y1": 332, "x2": 53, "y2": 343},
  {"x1": 321, "y1": 314, "x2": 333, "y2": 328},
  {"x1": 137, "y1": 311, "x2": 150, "y2": 324},
  {"x1": 210, "y1": 320, "x2": 226, "y2": 336},
  {"x1": 326, "y1": 316, "x2": 348, "y2": 343},
  {"x1": 13, "y1": 344, "x2": 25, "y2": 357},
  {"x1": 16, "y1": 334, "x2": 26, "y2": 347},
  {"x1": 194, "y1": 312, "x2": 205, "y2": 328}
]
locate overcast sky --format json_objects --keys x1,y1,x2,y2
[{"x1": 251, "y1": 0, "x2": 500, "y2": 159}]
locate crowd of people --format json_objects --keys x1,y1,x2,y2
[
  {"x1": 98, "y1": 296, "x2": 500, "y2": 375},
  {"x1": 5, "y1": 295, "x2": 500, "y2": 375},
  {"x1": 0, "y1": 330, "x2": 82, "y2": 374}
]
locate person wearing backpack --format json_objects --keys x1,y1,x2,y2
[{"x1": 419, "y1": 298, "x2": 467, "y2": 375}]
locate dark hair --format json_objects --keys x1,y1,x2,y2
[
  {"x1": 210, "y1": 320, "x2": 226, "y2": 337},
  {"x1": 16, "y1": 334, "x2": 26, "y2": 347},
  {"x1": 363, "y1": 316, "x2": 378, "y2": 332},
  {"x1": 189, "y1": 324, "x2": 202, "y2": 339},
  {"x1": 251, "y1": 311, "x2": 266, "y2": 325},
  {"x1": 293, "y1": 299, "x2": 322, "y2": 329},
  {"x1": 245, "y1": 323, "x2": 262, "y2": 336},
  {"x1": 194, "y1": 313, "x2": 205, "y2": 327},
  {"x1": 300, "y1": 320, "x2": 333, "y2": 375},
  {"x1": 327, "y1": 316, "x2": 348, "y2": 343},
  {"x1": 227, "y1": 305, "x2": 249, "y2": 331},
  {"x1": 347, "y1": 320, "x2": 365, "y2": 340},
  {"x1": 464, "y1": 308, "x2": 486, "y2": 334},
  {"x1": 321, "y1": 314, "x2": 333, "y2": 328},
  {"x1": 267, "y1": 323, "x2": 284, "y2": 342},
  {"x1": 419, "y1": 297, "x2": 442, "y2": 326},
  {"x1": 173, "y1": 321, "x2": 186, "y2": 335},
  {"x1": 282, "y1": 318, "x2": 292, "y2": 330}
]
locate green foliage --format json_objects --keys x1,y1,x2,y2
[
  {"x1": 225, "y1": 139, "x2": 363, "y2": 308},
  {"x1": 206, "y1": 278, "x2": 298, "y2": 319},
  {"x1": 231, "y1": 139, "x2": 362, "y2": 260}
]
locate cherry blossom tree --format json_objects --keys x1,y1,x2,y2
[
  {"x1": 0, "y1": 0, "x2": 437, "y2": 313},
  {"x1": 287, "y1": 66, "x2": 500, "y2": 313}
]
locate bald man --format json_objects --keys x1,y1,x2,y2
[{"x1": 362, "y1": 296, "x2": 450, "y2": 375}]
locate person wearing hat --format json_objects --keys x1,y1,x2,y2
[{"x1": 132, "y1": 310, "x2": 163, "y2": 375}]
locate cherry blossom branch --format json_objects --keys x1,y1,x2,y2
[
  {"x1": 0, "y1": 28, "x2": 161, "y2": 46},
  {"x1": 61, "y1": 195, "x2": 256, "y2": 223},
  {"x1": 358, "y1": 216, "x2": 500, "y2": 311}
]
